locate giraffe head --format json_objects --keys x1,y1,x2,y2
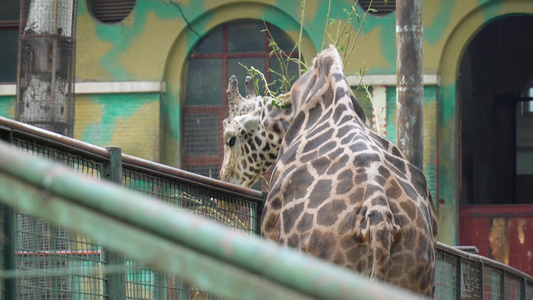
[{"x1": 220, "y1": 75, "x2": 292, "y2": 188}]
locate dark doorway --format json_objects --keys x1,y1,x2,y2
[
  {"x1": 458, "y1": 15, "x2": 533, "y2": 276},
  {"x1": 459, "y1": 15, "x2": 533, "y2": 206}
]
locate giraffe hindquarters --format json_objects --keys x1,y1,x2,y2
[
  {"x1": 387, "y1": 229, "x2": 436, "y2": 298},
  {"x1": 355, "y1": 206, "x2": 435, "y2": 297}
]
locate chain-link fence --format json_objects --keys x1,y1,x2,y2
[{"x1": 0, "y1": 116, "x2": 532, "y2": 299}]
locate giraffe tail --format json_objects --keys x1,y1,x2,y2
[{"x1": 357, "y1": 204, "x2": 400, "y2": 280}]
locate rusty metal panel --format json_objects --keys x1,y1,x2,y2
[
  {"x1": 508, "y1": 218, "x2": 533, "y2": 276},
  {"x1": 460, "y1": 205, "x2": 533, "y2": 276}
]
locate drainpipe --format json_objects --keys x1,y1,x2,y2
[{"x1": 396, "y1": 0, "x2": 424, "y2": 170}]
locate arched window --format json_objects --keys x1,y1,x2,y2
[
  {"x1": 0, "y1": 0, "x2": 19, "y2": 83},
  {"x1": 183, "y1": 20, "x2": 298, "y2": 188}
]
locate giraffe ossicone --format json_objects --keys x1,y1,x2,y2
[{"x1": 221, "y1": 46, "x2": 438, "y2": 296}]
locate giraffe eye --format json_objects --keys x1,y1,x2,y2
[{"x1": 227, "y1": 137, "x2": 236, "y2": 147}]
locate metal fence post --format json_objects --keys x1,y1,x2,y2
[
  {"x1": 0, "y1": 126, "x2": 16, "y2": 299},
  {"x1": 522, "y1": 277, "x2": 527, "y2": 300},
  {"x1": 480, "y1": 261, "x2": 485, "y2": 300},
  {"x1": 257, "y1": 192, "x2": 268, "y2": 235},
  {"x1": 456, "y1": 256, "x2": 462, "y2": 299},
  {"x1": 102, "y1": 146, "x2": 126, "y2": 299}
]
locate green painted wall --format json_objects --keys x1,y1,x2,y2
[
  {"x1": 1, "y1": 0, "x2": 530, "y2": 244},
  {"x1": 0, "y1": 96, "x2": 15, "y2": 119},
  {"x1": 74, "y1": 93, "x2": 160, "y2": 161}
]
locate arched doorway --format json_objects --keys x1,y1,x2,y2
[{"x1": 458, "y1": 15, "x2": 533, "y2": 276}]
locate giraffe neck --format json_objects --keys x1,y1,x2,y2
[{"x1": 255, "y1": 98, "x2": 295, "y2": 172}]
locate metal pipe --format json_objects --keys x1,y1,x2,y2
[
  {"x1": 0, "y1": 171, "x2": 309, "y2": 300},
  {"x1": 122, "y1": 153, "x2": 263, "y2": 200},
  {"x1": 396, "y1": 0, "x2": 424, "y2": 169},
  {"x1": 0, "y1": 140, "x2": 421, "y2": 300}
]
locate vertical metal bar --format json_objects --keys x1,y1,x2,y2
[
  {"x1": 102, "y1": 146, "x2": 125, "y2": 299},
  {"x1": 501, "y1": 270, "x2": 505, "y2": 300},
  {"x1": 522, "y1": 277, "x2": 527, "y2": 300},
  {"x1": 480, "y1": 261, "x2": 485, "y2": 300},
  {"x1": 396, "y1": 0, "x2": 424, "y2": 169},
  {"x1": 0, "y1": 127, "x2": 16, "y2": 300},
  {"x1": 257, "y1": 192, "x2": 268, "y2": 235},
  {"x1": 68, "y1": 0, "x2": 78, "y2": 138},
  {"x1": 457, "y1": 257, "x2": 462, "y2": 299}
]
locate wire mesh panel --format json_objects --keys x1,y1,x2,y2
[
  {"x1": 484, "y1": 266, "x2": 503, "y2": 300},
  {"x1": 125, "y1": 261, "x2": 167, "y2": 300},
  {"x1": 122, "y1": 166, "x2": 257, "y2": 234},
  {"x1": 527, "y1": 281, "x2": 533, "y2": 300},
  {"x1": 16, "y1": 0, "x2": 77, "y2": 137},
  {"x1": 461, "y1": 258, "x2": 481, "y2": 299},
  {"x1": 13, "y1": 138, "x2": 102, "y2": 177},
  {"x1": 184, "y1": 113, "x2": 220, "y2": 157},
  {"x1": 16, "y1": 213, "x2": 104, "y2": 299},
  {"x1": 10, "y1": 135, "x2": 106, "y2": 299},
  {"x1": 504, "y1": 272, "x2": 523, "y2": 300},
  {"x1": 435, "y1": 249, "x2": 458, "y2": 299},
  {"x1": 121, "y1": 164, "x2": 259, "y2": 299}
]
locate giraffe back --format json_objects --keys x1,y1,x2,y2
[{"x1": 262, "y1": 46, "x2": 438, "y2": 296}]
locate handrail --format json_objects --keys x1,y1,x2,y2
[
  {"x1": 0, "y1": 140, "x2": 421, "y2": 300},
  {"x1": 122, "y1": 153, "x2": 263, "y2": 200},
  {"x1": 436, "y1": 242, "x2": 533, "y2": 282},
  {"x1": 0, "y1": 116, "x2": 110, "y2": 158}
]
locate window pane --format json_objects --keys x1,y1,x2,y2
[
  {"x1": 0, "y1": 0, "x2": 19, "y2": 20},
  {"x1": 192, "y1": 25, "x2": 222, "y2": 54},
  {"x1": 185, "y1": 113, "x2": 219, "y2": 156},
  {"x1": 269, "y1": 56, "x2": 300, "y2": 94},
  {"x1": 0, "y1": 29, "x2": 19, "y2": 82},
  {"x1": 185, "y1": 59, "x2": 222, "y2": 105},
  {"x1": 268, "y1": 25, "x2": 296, "y2": 52},
  {"x1": 227, "y1": 58, "x2": 265, "y2": 96},
  {"x1": 228, "y1": 21, "x2": 265, "y2": 53}
]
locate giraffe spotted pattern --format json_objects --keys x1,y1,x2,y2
[{"x1": 222, "y1": 46, "x2": 438, "y2": 296}]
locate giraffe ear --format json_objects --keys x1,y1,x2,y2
[
  {"x1": 234, "y1": 114, "x2": 260, "y2": 134},
  {"x1": 278, "y1": 92, "x2": 291, "y2": 106}
]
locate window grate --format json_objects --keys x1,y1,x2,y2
[
  {"x1": 88, "y1": 0, "x2": 135, "y2": 23},
  {"x1": 358, "y1": 0, "x2": 396, "y2": 16}
]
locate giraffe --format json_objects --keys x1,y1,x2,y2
[
  {"x1": 220, "y1": 75, "x2": 292, "y2": 187},
  {"x1": 220, "y1": 47, "x2": 438, "y2": 296}
]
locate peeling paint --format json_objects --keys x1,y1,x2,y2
[
  {"x1": 517, "y1": 219, "x2": 526, "y2": 244},
  {"x1": 489, "y1": 218, "x2": 509, "y2": 265}
]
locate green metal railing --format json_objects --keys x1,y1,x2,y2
[
  {"x1": 0, "y1": 116, "x2": 263, "y2": 299},
  {"x1": 0, "y1": 116, "x2": 532, "y2": 299}
]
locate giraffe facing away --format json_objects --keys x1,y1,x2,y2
[{"x1": 220, "y1": 46, "x2": 438, "y2": 296}]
